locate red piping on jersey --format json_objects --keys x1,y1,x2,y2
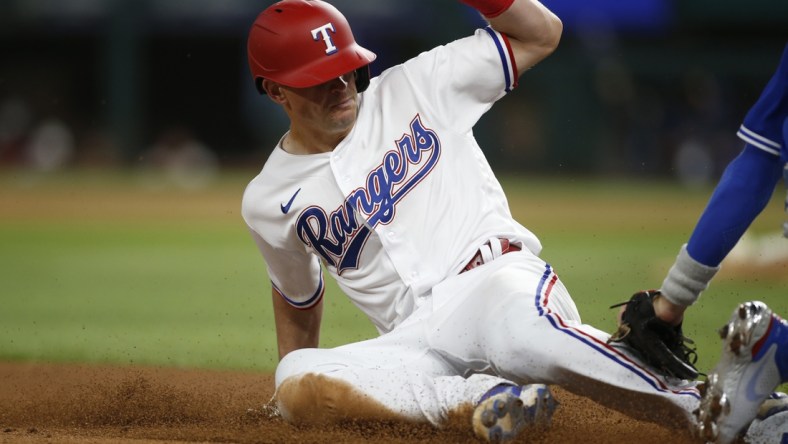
[{"x1": 499, "y1": 32, "x2": 519, "y2": 90}]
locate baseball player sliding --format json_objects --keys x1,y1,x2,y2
[{"x1": 240, "y1": 0, "x2": 778, "y2": 441}]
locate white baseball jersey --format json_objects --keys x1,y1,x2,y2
[{"x1": 242, "y1": 27, "x2": 542, "y2": 334}]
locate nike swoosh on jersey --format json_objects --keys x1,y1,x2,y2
[{"x1": 281, "y1": 188, "x2": 301, "y2": 214}]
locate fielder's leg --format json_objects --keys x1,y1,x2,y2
[{"x1": 696, "y1": 301, "x2": 788, "y2": 443}]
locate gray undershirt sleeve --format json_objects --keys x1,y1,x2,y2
[{"x1": 659, "y1": 244, "x2": 720, "y2": 306}]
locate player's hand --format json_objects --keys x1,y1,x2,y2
[
  {"x1": 609, "y1": 290, "x2": 699, "y2": 380},
  {"x1": 652, "y1": 292, "x2": 687, "y2": 326},
  {"x1": 615, "y1": 290, "x2": 687, "y2": 326}
]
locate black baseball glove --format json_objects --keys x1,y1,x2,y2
[{"x1": 608, "y1": 290, "x2": 699, "y2": 380}]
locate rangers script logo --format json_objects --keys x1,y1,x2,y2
[{"x1": 296, "y1": 115, "x2": 441, "y2": 273}]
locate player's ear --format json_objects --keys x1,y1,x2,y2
[{"x1": 263, "y1": 79, "x2": 287, "y2": 104}]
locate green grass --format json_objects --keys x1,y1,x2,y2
[
  {"x1": 0, "y1": 170, "x2": 786, "y2": 379},
  {"x1": 0, "y1": 170, "x2": 376, "y2": 371}
]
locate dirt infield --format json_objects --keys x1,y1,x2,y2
[{"x1": 0, "y1": 362, "x2": 698, "y2": 443}]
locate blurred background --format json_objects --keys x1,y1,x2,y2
[{"x1": 0, "y1": 0, "x2": 786, "y2": 184}]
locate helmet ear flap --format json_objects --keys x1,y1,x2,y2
[
  {"x1": 355, "y1": 66, "x2": 371, "y2": 93},
  {"x1": 255, "y1": 78, "x2": 266, "y2": 95}
]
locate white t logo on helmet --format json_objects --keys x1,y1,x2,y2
[{"x1": 311, "y1": 23, "x2": 338, "y2": 55}]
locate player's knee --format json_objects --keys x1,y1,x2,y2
[
  {"x1": 276, "y1": 373, "x2": 400, "y2": 425},
  {"x1": 274, "y1": 348, "x2": 315, "y2": 388},
  {"x1": 276, "y1": 373, "x2": 329, "y2": 424}
]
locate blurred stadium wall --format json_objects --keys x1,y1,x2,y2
[{"x1": 0, "y1": 0, "x2": 786, "y2": 181}]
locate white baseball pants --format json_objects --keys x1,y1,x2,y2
[{"x1": 275, "y1": 249, "x2": 700, "y2": 428}]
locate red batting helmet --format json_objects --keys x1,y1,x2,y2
[{"x1": 247, "y1": 0, "x2": 377, "y2": 94}]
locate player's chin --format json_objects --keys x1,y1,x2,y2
[{"x1": 329, "y1": 105, "x2": 357, "y2": 127}]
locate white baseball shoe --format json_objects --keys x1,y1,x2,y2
[
  {"x1": 696, "y1": 301, "x2": 788, "y2": 443},
  {"x1": 472, "y1": 383, "x2": 557, "y2": 443}
]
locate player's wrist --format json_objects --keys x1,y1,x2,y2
[
  {"x1": 660, "y1": 244, "x2": 719, "y2": 307},
  {"x1": 459, "y1": 0, "x2": 515, "y2": 18}
]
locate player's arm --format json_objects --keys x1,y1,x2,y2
[
  {"x1": 656, "y1": 144, "x2": 783, "y2": 325},
  {"x1": 242, "y1": 227, "x2": 325, "y2": 360},
  {"x1": 461, "y1": 0, "x2": 562, "y2": 76},
  {"x1": 272, "y1": 286, "x2": 324, "y2": 360}
]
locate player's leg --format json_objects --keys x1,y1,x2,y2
[
  {"x1": 743, "y1": 393, "x2": 788, "y2": 444},
  {"x1": 427, "y1": 250, "x2": 701, "y2": 429},
  {"x1": 273, "y1": 305, "x2": 519, "y2": 426}
]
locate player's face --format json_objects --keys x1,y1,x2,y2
[{"x1": 280, "y1": 72, "x2": 359, "y2": 141}]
